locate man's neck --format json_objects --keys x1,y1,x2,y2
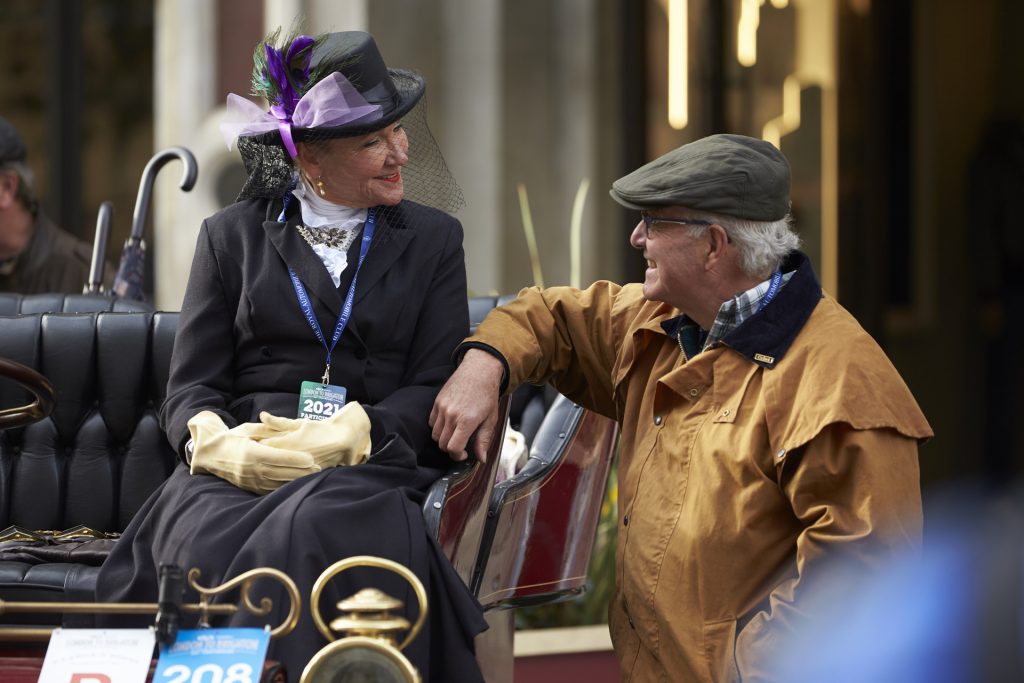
[
  {"x1": 0, "y1": 208, "x2": 34, "y2": 261},
  {"x1": 689, "y1": 271, "x2": 768, "y2": 330}
]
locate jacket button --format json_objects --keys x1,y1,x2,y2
[
  {"x1": 654, "y1": 415, "x2": 662, "y2": 426},
  {"x1": 623, "y1": 514, "x2": 629, "y2": 526},
  {"x1": 689, "y1": 388, "x2": 699, "y2": 397}
]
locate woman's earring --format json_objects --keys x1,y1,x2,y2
[{"x1": 316, "y1": 177, "x2": 327, "y2": 198}]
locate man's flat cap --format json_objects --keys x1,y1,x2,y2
[
  {"x1": 0, "y1": 116, "x2": 27, "y2": 165},
  {"x1": 610, "y1": 133, "x2": 790, "y2": 221}
]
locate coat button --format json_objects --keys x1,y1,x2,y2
[
  {"x1": 623, "y1": 514, "x2": 630, "y2": 526},
  {"x1": 654, "y1": 415, "x2": 663, "y2": 426}
]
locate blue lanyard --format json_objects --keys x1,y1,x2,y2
[
  {"x1": 281, "y1": 195, "x2": 376, "y2": 385},
  {"x1": 755, "y1": 270, "x2": 783, "y2": 314}
]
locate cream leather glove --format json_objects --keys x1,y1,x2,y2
[
  {"x1": 256, "y1": 402, "x2": 372, "y2": 469},
  {"x1": 187, "y1": 411, "x2": 321, "y2": 495}
]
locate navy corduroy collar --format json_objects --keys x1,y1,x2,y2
[{"x1": 659, "y1": 250, "x2": 823, "y2": 368}]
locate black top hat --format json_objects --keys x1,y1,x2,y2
[
  {"x1": 250, "y1": 30, "x2": 424, "y2": 144},
  {"x1": 299, "y1": 32, "x2": 423, "y2": 138}
]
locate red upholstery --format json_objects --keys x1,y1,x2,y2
[{"x1": 474, "y1": 397, "x2": 618, "y2": 609}]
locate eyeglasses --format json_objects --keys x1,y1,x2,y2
[{"x1": 639, "y1": 211, "x2": 712, "y2": 239}]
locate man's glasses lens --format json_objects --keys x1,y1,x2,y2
[{"x1": 640, "y1": 212, "x2": 711, "y2": 237}]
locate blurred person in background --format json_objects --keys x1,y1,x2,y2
[
  {"x1": 0, "y1": 114, "x2": 109, "y2": 294},
  {"x1": 431, "y1": 134, "x2": 933, "y2": 682},
  {"x1": 767, "y1": 482, "x2": 1024, "y2": 682}
]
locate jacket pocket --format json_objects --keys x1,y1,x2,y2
[{"x1": 702, "y1": 618, "x2": 740, "y2": 683}]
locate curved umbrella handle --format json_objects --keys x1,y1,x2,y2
[
  {"x1": 128, "y1": 146, "x2": 198, "y2": 244},
  {"x1": 0, "y1": 358, "x2": 56, "y2": 430},
  {"x1": 84, "y1": 200, "x2": 113, "y2": 294}
]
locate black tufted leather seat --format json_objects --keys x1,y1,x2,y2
[
  {"x1": 0, "y1": 293, "x2": 152, "y2": 315},
  {"x1": 0, "y1": 310, "x2": 178, "y2": 614}
]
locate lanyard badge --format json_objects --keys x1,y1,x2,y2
[{"x1": 284, "y1": 202, "x2": 377, "y2": 418}]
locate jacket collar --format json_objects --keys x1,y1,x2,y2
[
  {"x1": 262, "y1": 199, "x2": 416, "y2": 320},
  {"x1": 659, "y1": 250, "x2": 822, "y2": 369}
]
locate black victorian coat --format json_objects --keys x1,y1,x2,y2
[{"x1": 95, "y1": 197, "x2": 486, "y2": 681}]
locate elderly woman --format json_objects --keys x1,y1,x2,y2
[{"x1": 95, "y1": 30, "x2": 486, "y2": 681}]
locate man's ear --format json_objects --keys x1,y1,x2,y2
[
  {"x1": 0, "y1": 170, "x2": 18, "y2": 209},
  {"x1": 704, "y1": 223, "x2": 730, "y2": 267}
]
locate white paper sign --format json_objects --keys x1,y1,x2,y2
[{"x1": 38, "y1": 628, "x2": 156, "y2": 683}]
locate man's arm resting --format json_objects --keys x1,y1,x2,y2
[{"x1": 430, "y1": 347, "x2": 506, "y2": 463}]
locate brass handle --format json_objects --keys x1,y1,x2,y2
[
  {"x1": 0, "y1": 358, "x2": 56, "y2": 430},
  {"x1": 188, "y1": 567, "x2": 301, "y2": 639},
  {"x1": 309, "y1": 555, "x2": 427, "y2": 652},
  {"x1": 0, "y1": 566, "x2": 301, "y2": 641}
]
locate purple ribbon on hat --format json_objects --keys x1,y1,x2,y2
[
  {"x1": 220, "y1": 72, "x2": 383, "y2": 158},
  {"x1": 264, "y1": 37, "x2": 310, "y2": 157}
]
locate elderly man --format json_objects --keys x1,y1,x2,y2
[
  {"x1": 0, "y1": 115, "x2": 104, "y2": 294},
  {"x1": 431, "y1": 134, "x2": 932, "y2": 681}
]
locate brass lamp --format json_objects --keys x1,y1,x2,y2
[{"x1": 301, "y1": 556, "x2": 427, "y2": 683}]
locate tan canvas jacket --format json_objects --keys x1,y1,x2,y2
[{"x1": 465, "y1": 252, "x2": 933, "y2": 682}]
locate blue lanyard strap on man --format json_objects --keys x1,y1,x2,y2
[
  {"x1": 756, "y1": 270, "x2": 784, "y2": 314},
  {"x1": 279, "y1": 190, "x2": 377, "y2": 385}
]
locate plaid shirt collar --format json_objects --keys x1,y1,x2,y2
[
  {"x1": 704, "y1": 270, "x2": 792, "y2": 348},
  {"x1": 672, "y1": 270, "x2": 794, "y2": 358}
]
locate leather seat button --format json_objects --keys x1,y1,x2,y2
[{"x1": 260, "y1": 346, "x2": 272, "y2": 358}]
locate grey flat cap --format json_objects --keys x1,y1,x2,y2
[
  {"x1": 610, "y1": 134, "x2": 790, "y2": 221},
  {"x1": 0, "y1": 116, "x2": 27, "y2": 165}
]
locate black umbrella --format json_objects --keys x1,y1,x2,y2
[{"x1": 112, "y1": 147, "x2": 198, "y2": 301}]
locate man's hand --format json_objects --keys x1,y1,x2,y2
[{"x1": 430, "y1": 349, "x2": 505, "y2": 463}]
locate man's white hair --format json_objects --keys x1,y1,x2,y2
[{"x1": 683, "y1": 209, "x2": 800, "y2": 278}]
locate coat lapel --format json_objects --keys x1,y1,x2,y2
[
  {"x1": 263, "y1": 212, "x2": 344, "y2": 319},
  {"x1": 352, "y1": 207, "x2": 416, "y2": 306}
]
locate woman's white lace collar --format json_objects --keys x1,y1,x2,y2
[{"x1": 292, "y1": 176, "x2": 367, "y2": 287}]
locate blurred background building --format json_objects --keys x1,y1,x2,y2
[{"x1": 1, "y1": 0, "x2": 1022, "y2": 660}]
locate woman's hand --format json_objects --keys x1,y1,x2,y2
[{"x1": 430, "y1": 349, "x2": 504, "y2": 463}]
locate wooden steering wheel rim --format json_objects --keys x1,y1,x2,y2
[{"x1": 0, "y1": 358, "x2": 56, "y2": 430}]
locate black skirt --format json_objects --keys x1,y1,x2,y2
[{"x1": 95, "y1": 436, "x2": 487, "y2": 682}]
